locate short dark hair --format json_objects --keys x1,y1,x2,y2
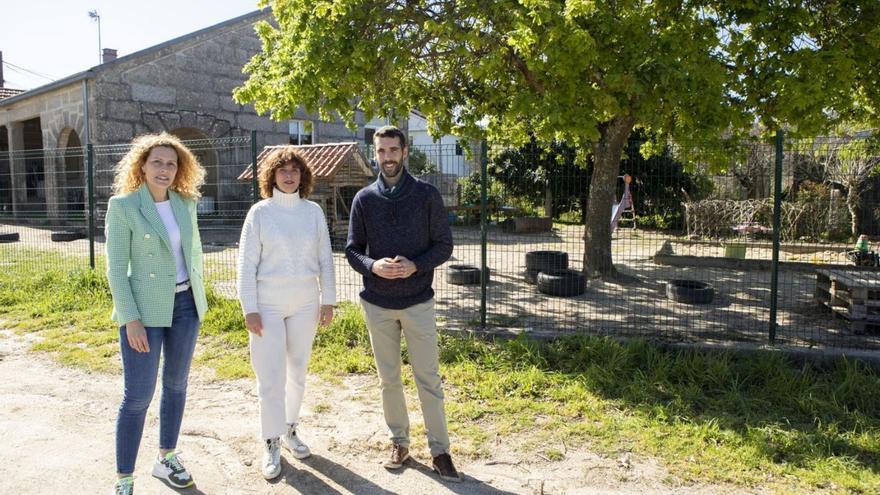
[{"x1": 373, "y1": 125, "x2": 407, "y2": 149}]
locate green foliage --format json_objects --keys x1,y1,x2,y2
[
  {"x1": 236, "y1": 1, "x2": 878, "y2": 147},
  {"x1": 407, "y1": 148, "x2": 438, "y2": 176},
  {"x1": 457, "y1": 172, "x2": 504, "y2": 208},
  {"x1": 624, "y1": 133, "x2": 714, "y2": 231},
  {"x1": 489, "y1": 139, "x2": 591, "y2": 217}
]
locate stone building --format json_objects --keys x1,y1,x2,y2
[{"x1": 0, "y1": 9, "x2": 380, "y2": 220}]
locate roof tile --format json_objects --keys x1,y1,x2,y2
[{"x1": 238, "y1": 142, "x2": 373, "y2": 181}]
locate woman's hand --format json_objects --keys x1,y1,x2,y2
[
  {"x1": 319, "y1": 305, "x2": 334, "y2": 327},
  {"x1": 245, "y1": 312, "x2": 263, "y2": 336},
  {"x1": 125, "y1": 320, "x2": 149, "y2": 353}
]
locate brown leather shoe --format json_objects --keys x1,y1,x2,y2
[
  {"x1": 383, "y1": 443, "x2": 409, "y2": 470},
  {"x1": 432, "y1": 453, "x2": 462, "y2": 482}
]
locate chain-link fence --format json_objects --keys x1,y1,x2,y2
[{"x1": 1, "y1": 133, "x2": 878, "y2": 353}]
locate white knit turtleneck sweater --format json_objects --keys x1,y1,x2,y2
[{"x1": 237, "y1": 188, "x2": 337, "y2": 315}]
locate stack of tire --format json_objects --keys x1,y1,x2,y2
[{"x1": 524, "y1": 250, "x2": 586, "y2": 297}]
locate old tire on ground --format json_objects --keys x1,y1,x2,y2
[
  {"x1": 525, "y1": 251, "x2": 568, "y2": 285},
  {"x1": 525, "y1": 250, "x2": 568, "y2": 272},
  {"x1": 536, "y1": 269, "x2": 586, "y2": 297},
  {"x1": 51, "y1": 230, "x2": 86, "y2": 242},
  {"x1": 524, "y1": 268, "x2": 540, "y2": 284},
  {"x1": 666, "y1": 279, "x2": 714, "y2": 304},
  {"x1": 525, "y1": 250, "x2": 569, "y2": 271},
  {"x1": 0, "y1": 232, "x2": 20, "y2": 243},
  {"x1": 447, "y1": 264, "x2": 489, "y2": 285}
]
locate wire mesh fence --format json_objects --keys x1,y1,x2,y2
[{"x1": 1, "y1": 133, "x2": 878, "y2": 353}]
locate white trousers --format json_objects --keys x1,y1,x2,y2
[{"x1": 250, "y1": 278, "x2": 320, "y2": 440}]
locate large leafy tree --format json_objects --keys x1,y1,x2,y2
[{"x1": 235, "y1": 0, "x2": 880, "y2": 276}]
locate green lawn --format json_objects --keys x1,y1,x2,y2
[{"x1": 1, "y1": 244, "x2": 878, "y2": 494}]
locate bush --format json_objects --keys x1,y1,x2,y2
[
  {"x1": 624, "y1": 134, "x2": 715, "y2": 232},
  {"x1": 408, "y1": 148, "x2": 437, "y2": 175},
  {"x1": 458, "y1": 172, "x2": 504, "y2": 208}
]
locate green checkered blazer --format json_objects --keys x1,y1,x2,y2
[{"x1": 105, "y1": 184, "x2": 208, "y2": 327}]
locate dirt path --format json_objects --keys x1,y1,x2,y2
[{"x1": 0, "y1": 330, "x2": 766, "y2": 495}]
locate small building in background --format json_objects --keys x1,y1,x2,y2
[{"x1": 238, "y1": 143, "x2": 375, "y2": 246}]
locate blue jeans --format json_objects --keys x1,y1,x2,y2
[{"x1": 115, "y1": 289, "x2": 200, "y2": 474}]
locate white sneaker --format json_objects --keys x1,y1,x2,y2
[
  {"x1": 262, "y1": 437, "x2": 282, "y2": 480},
  {"x1": 282, "y1": 424, "x2": 311, "y2": 459},
  {"x1": 151, "y1": 452, "x2": 193, "y2": 488}
]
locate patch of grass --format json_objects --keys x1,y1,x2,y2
[
  {"x1": 310, "y1": 303, "x2": 375, "y2": 376},
  {"x1": 0, "y1": 248, "x2": 117, "y2": 371},
  {"x1": 2, "y1": 246, "x2": 879, "y2": 493},
  {"x1": 544, "y1": 448, "x2": 565, "y2": 461}
]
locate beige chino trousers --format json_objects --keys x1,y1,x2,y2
[{"x1": 361, "y1": 298, "x2": 450, "y2": 456}]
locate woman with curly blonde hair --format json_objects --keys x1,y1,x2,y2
[
  {"x1": 237, "y1": 147, "x2": 336, "y2": 480},
  {"x1": 106, "y1": 132, "x2": 208, "y2": 495}
]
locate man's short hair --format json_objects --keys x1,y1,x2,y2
[{"x1": 373, "y1": 125, "x2": 407, "y2": 149}]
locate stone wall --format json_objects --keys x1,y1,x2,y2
[{"x1": 92, "y1": 13, "x2": 286, "y2": 147}]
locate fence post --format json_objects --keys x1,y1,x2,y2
[
  {"x1": 251, "y1": 130, "x2": 259, "y2": 203},
  {"x1": 479, "y1": 140, "x2": 488, "y2": 329},
  {"x1": 87, "y1": 143, "x2": 96, "y2": 270},
  {"x1": 769, "y1": 130, "x2": 784, "y2": 343}
]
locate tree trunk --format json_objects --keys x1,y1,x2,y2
[
  {"x1": 847, "y1": 192, "x2": 861, "y2": 238},
  {"x1": 580, "y1": 191, "x2": 589, "y2": 224},
  {"x1": 584, "y1": 116, "x2": 636, "y2": 277},
  {"x1": 544, "y1": 185, "x2": 553, "y2": 218}
]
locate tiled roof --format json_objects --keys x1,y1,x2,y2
[
  {"x1": 0, "y1": 87, "x2": 25, "y2": 100},
  {"x1": 238, "y1": 142, "x2": 373, "y2": 181}
]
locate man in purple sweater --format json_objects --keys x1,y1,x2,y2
[{"x1": 345, "y1": 125, "x2": 460, "y2": 482}]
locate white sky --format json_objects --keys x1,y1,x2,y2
[{"x1": 0, "y1": 0, "x2": 261, "y2": 90}]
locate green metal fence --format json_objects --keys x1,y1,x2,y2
[{"x1": 1, "y1": 132, "x2": 878, "y2": 353}]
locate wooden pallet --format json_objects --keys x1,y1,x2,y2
[
  {"x1": 815, "y1": 269, "x2": 880, "y2": 332},
  {"x1": 823, "y1": 303, "x2": 880, "y2": 335},
  {"x1": 849, "y1": 319, "x2": 880, "y2": 335}
]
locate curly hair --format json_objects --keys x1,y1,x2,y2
[
  {"x1": 112, "y1": 133, "x2": 205, "y2": 199},
  {"x1": 258, "y1": 147, "x2": 314, "y2": 199}
]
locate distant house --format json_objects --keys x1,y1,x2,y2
[
  {"x1": 361, "y1": 111, "x2": 479, "y2": 207},
  {"x1": 238, "y1": 143, "x2": 375, "y2": 244},
  {"x1": 0, "y1": 9, "x2": 377, "y2": 220},
  {"x1": 0, "y1": 88, "x2": 25, "y2": 100},
  {"x1": 363, "y1": 111, "x2": 477, "y2": 177}
]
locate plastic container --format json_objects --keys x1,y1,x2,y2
[{"x1": 723, "y1": 242, "x2": 747, "y2": 259}]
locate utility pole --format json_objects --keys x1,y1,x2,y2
[
  {"x1": 0, "y1": 50, "x2": 4, "y2": 87},
  {"x1": 88, "y1": 10, "x2": 101, "y2": 65}
]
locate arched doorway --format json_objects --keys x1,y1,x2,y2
[
  {"x1": 170, "y1": 127, "x2": 218, "y2": 213},
  {"x1": 59, "y1": 128, "x2": 84, "y2": 214}
]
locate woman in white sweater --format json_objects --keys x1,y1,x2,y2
[{"x1": 236, "y1": 147, "x2": 336, "y2": 480}]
